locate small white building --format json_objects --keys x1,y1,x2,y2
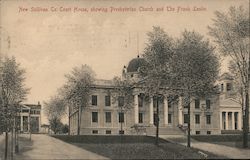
[{"x1": 18, "y1": 102, "x2": 42, "y2": 133}]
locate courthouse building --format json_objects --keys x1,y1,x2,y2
[{"x1": 69, "y1": 56, "x2": 244, "y2": 135}]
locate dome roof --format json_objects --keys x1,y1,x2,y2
[{"x1": 127, "y1": 56, "x2": 147, "y2": 73}]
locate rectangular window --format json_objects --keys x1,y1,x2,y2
[
  {"x1": 138, "y1": 94, "x2": 143, "y2": 107},
  {"x1": 184, "y1": 114, "x2": 189, "y2": 124},
  {"x1": 92, "y1": 112, "x2": 98, "y2": 123},
  {"x1": 195, "y1": 99, "x2": 200, "y2": 109},
  {"x1": 118, "y1": 96, "x2": 124, "y2": 107},
  {"x1": 22, "y1": 109, "x2": 29, "y2": 113},
  {"x1": 207, "y1": 131, "x2": 211, "y2": 135},
  {"x1": 153, "y1": 113, "x2": 157, "y2": 126},
  {"x1": 92, "y1": 130, "x2": 98, "y2": 134},
  {"x1": 206, "y1": 99, "x2": 211, "y2": 109},
  {"x1": 206, "y1": 115, "x2": 211, "y2": 124},
  {"x1": 106, "y1": 130, "x2": 111, "y2": 134},
  {"x1": 168, "y1": 100, "x2": 172, "y2": 108},
  {"x1": 119, "y1": 112, "x2": 124, "y2": 123},
  {"x1": 139, "y1": 113, "x2": 143, "y2": 123},
  {"x1": 105, "y1": 112, "x2": 111, "y2": 123},
  {"x1": 183, "y1": 103, "x2": 190, "y2": 108},
  {"x1": 92, "y1": 95, "x2": 97, "y2": 106},
  {"x1": 226, "y1": 83, "x2": 232, "y2": 91},
  {"x1": 195, "y1": 114, "x2": 200, "y2": 124},
  {"x1": 168, "y1": 114, "x2": 172, "y2": 123},
  {"x1": 196, "y1": 131, "x2": 200, "y2": 135},
  {"x1": 105, "y1": 96, "x2": 111, "y2": 106},
  {"x1": 153, "y1": 97, "x2": 157, "y2": 108}
]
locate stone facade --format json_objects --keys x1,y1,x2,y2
[{"x1": 69, "y1": 57, "x2": 245, "y2": 135}]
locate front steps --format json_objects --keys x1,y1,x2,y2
[{"x1": 146, "y1": 126, "x2": 185, "y2": 136}]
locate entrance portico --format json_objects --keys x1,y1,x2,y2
[{"x1": 220, "y1": 110, "x2": 242, "y2": 130}]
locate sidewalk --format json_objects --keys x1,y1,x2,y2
[
  {"x1": 15, "y1": 134, "x2": 109, "y2": 160},
  {"x1": 160, "y1": 135, "x2": 250, "y2": 159}
]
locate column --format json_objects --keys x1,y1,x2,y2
[
  {"x1": 232, "y1": 112, "x2": 235, "y2": 130},
  {"x1": 134, "y1": 94, "x2": 139, "y2": 124},
  {"x1": 225, "y1": 112, "x2": 228, "y2": 130},
  {"x1": 149, "y1": 96, "x2": 154, "y2": 125},
  {"x1": 178, "y1": 97, "x2": 183, "y2": 125},
  {"x1": 219, "y1": 111, "x2": 222, "y2": 130},
  {"x1": 20, "y1": 116, "x2": 23, "y2": 132},
  {"x1": 164, "y1": 96, "x2": 168, "y2": 125},
  {"x1": 238, "y1": 112, "x2": 242, "y2": 130}
]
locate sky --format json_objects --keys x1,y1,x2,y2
[{"x1": 0, "y1": 0, "x2": 248, "y2": 124}]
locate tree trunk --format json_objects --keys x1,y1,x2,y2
[
  {"x1": 68, "y1": 107, "x2": 70, "y2": 135},
  {"x1": 11, "y1": 128, "x2": 13, "y2": 160},
  {"x1": 243, "y1": 91, "x2": 249, "y2": 148},
  {"x1": 155, "y1": 96, "x2": 159, "y2": 146},
  {"x1": 4, "y1": 131, "x2": 8, "y2": 160},
  {"x1": 243, "y1": 54, "x2": 250, "y2": 148},
  {"x1": 187, "y1": 102, "x2": 191, "y2": 148},
  {"x1": 77, "y1": 106, "x2": 82, "y2": 135}
]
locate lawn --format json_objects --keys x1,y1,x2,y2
[
  {"x1": 191, "y1": 134, "x2": 250, "y2": 149},
  {"x1": 210, "y1": 141, "x2": 250, "y2": 149},
  {"x1": 52, "y1": 135, "x2": 227, "y2": 159},
  {"x1": 0, "y1": 133, "x2": 33, "y2": 160},
  {"x1": 70, "y1": 141, "x2": 225, "y2": 159}
]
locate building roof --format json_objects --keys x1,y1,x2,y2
[
  {"x1": 219, "y1": 72, "x2": 234, "y2": 81},
  {"x1": 127, "y1": 56, "x2": 147, "y2": 73},
  {"x1": 23, "y1": 104, "x2": 41, "y2": 110},
  {"x1": 220, "y1": 98, "x2": 241, "y2": 107},
  {"x1": 93, "y1": 79, "x2": 114, "y2": 86}
]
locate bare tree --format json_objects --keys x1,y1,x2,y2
[
  {"x1": 60, "y1": 64, "x2": 95, "y2": 135},
  {"x1": 208, "y1": 6, "x2": 250, "y2": 148}
]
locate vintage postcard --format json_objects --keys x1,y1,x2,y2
[{"x1": 0, "y1": 0, "x2": 249, "y2": 159}]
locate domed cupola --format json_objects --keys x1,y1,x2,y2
[{"x1": 127, "y1": 55, "x2": 147, "y2": 73}]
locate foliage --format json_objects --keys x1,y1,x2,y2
[
  {"x1": 171, "y1": 30, "x2": 219, "y2": 99},
  {"x1": 208, "y1": 5, "x2": 250, "y2": 148},
  {"x1": 112, "y1": 76, "x2": 134, "y2": 112},
  {"x1": 112, "y1": 76, "x2": 134, "y2": 132},
  {"x1": 59, "y1": 64, "x2": 96, "y2": 135},
  {"x1": 61, "y1": 124, "x2": 69, "y2": 134},
  {"x1": 60, "y1": 64, "x2": 96, "y2": 110},
  {"x1": 49, "y1": 118, "x2": 63, "y2": 134},
  {"x1": 140, "y1": 27, "x2": 219, "y2": 146},
  {"x1": 140, "y1": 26, "x2": 175, "y2": 96},
  {"x1": 44, "y1": 96, "x2": 66, "y2": 134},
  {"x1": 208, "y1": 6, "x2": 249, "y2": 91},
  {"x1": 0, "y1": 56, "x2": 29, "y2": 132}
]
